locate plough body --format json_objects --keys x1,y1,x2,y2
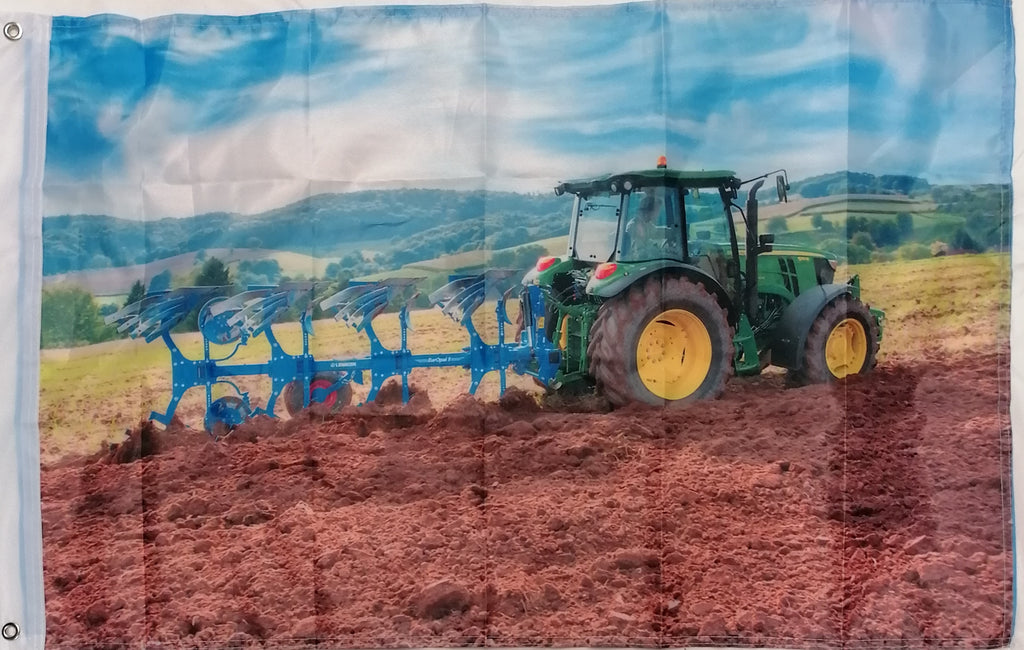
[{"x1": 105, "y1": 273, "x2": 560, "y2": 431}]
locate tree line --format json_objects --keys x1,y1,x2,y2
[
  {"x1": 42, "y1": 257, "x2": 235, "y2": 348},
  {"x1": 41, "y1": 228, "x2": 560, "y2": 348}
]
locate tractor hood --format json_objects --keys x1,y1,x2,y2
[{"x1": 737, "y1": 241, "x2": 837, "y2": 263}]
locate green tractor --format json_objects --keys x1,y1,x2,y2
[{"x1": 520, "y1": 158, "x2": 884, "y2": 406}]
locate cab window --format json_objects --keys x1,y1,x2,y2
[{"x1": 619, "y1": 187, "x2": 682, "y2": 262}]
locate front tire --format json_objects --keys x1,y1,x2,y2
[
  {"x1": 587, "y1": 274, "x2": 733, "y2": 407},
  {"x1": 800, "y1": 296, "x2": 879, "y2": 383}
]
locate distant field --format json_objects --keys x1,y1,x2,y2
[
  {"x1": 38, "y1": 252, "x2": 1008, "y2": 461},
  {"x1": 758, "y1": 193, "x2": 936, "y2": 221},
  {"x1": 780, "y1": 210, "x2": 963, "y2": 234},
  {"x1": 360, "y1": 236, "x2": 569, "y2": 281}
]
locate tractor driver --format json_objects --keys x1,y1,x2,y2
[
  {"x1": 623, "y1": 190, "x2": 673, "y2": 259},
  {"x1": 631, "y1": 193, "x2": 661, "y2": 238}
]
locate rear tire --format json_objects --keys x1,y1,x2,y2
[
  {"x1": 799, "y1": 296, "x2": 879, "y2": 383},
  {"x1": 587, "y1": 274, "x2": 733, "y2": 407},
  {"x1": 282, "y1": 372, "x2": 353, "y2": 416}
]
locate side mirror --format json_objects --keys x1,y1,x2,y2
[
  {"x1": 758, "y1": 233, "x2": 775, "y2": 254},
  {"x1": 776, "y1": 175, "x2": 789, "y2": 203}
]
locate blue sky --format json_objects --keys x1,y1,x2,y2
[{"x1": 43, "y1": 1, "x2": 1014, "y2": 218}]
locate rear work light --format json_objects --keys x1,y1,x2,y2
[
  {"x1": 594, "y1": 262, "x2": 617, "y2": 280},
  {"x1": 536, "y1": 256, "x2": 557, "y2": 271}
]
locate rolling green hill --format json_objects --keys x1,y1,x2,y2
[
  {"x1": 39, "y1": 171, "x2": 1010, "y2": 350},
  {"x1": 43, "y1": 189, "x2": 568, "y2": 276},
  {"x1": 788, "y1": 171, "x2": 932, "y2": 197},
  {"x1": 43, "y1": 172, "x2": 1010, "y2": 289},
  {"x1": 42, "y1": 248, "x2": 340, "y2": 297}
]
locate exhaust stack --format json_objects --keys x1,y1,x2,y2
[{"x1": 745, "y1": 179, "x2": 765, "y2": 320}]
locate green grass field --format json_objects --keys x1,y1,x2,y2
[
  {"x1": 848, "y1": 252, "x2": 1009, "y2": 360},
  {"x1": 780, "y1": 210, "x2": 963, "y2": 234},
  {"x1": 38, "y1": 252, "x2": 1009, "y2": 461}
]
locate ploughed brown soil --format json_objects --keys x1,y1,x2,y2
[{"x1": 40, "y1": 350, "x2": 1012, "y2": 648}]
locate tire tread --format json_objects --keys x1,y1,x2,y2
[{"x1": 586, "y1": 274, "x2": 733, "y2": 407}]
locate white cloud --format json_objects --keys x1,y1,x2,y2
[
  {"x1": 43, "y1": 1, "x2": 1011, "y2": 220},
  {"x1": 44, "y1": 61, "x2": 853, "y2": 218},
  {"x1": 797, "y1": 86, "x2": 849, "y2": 115},
  {"x1": 693, "y1": 105, "x2": 848, "y2": 182},
  {"x1": 45, "y1": 12, "x2": 487, "y2": 218},
  {"x1": 43, "y1": 180, "x2": 144, "y2": 219},
  {"x1": 19, "y1": 0, "x2": 631, "y2": 20},
  {"x1": 157, "y1": 19, "x2": 260, "y2": 63},
  {"x1": 484, "y1": 144, "x2": 651, "y2": 191},
  {"x1": 666, "y1": 2, "x2": 850, "y2": 78},
  {"x1": 96, "y1": 18, "x2": 144, "y2": 48},
  {"x1": 849, "y1": 1, "x2": 1008, "y2": 92},
  {"x1": 307, "y1": 15, "x2": 487, "y2": 183},
  {"x1": 849, "y1": 5, "x2": 929, "y2": 89},
  {"x1": 95, "y1": 101, "x2": 128, "y2": 138},
  {"x1": 486, "y1": 87, "x2": 574, "y2": 123}
]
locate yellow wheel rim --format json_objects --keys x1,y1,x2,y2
[
  {"x1": 636, "y1": 309, "x2": 712, "y2": 400},
  {"x1": 824, "y1": 318, "x2": 868, "y2": 378}
]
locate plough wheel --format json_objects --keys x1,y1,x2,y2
[
  {"x1": 587, "y1": 274, "x2": 733, "y2": 407},
  {"x1": 282, "y1": 372, "x2": 353, "y2": 416},
  {"x1": 797, "y1": 296, "x2": 879, "y2": 383},
  {"x1": 198, "y1": 298, "x2": 242, "y2": 345},
  {"x1": 205, "y1": 395, "x2": 251, "y2": 435}
]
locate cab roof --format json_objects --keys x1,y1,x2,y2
[{"x1": 555, "y1": 168, "x2": 741, "y2": 196}]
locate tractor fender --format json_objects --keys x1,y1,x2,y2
[
  {"x1": 587, "y1": 261, "x2": 738, "y2": 324},
  {"x1": 770, "y1": 284, "x2": 853, "y2": 371}
]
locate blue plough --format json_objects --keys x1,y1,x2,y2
[{"x1": 105, "y1": 271, "x2": 560, "y2": 432}]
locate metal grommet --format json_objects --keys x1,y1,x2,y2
[
  {"x1": 1, "y1": 622, "x2": 18, "y2": 641},
  {"x1": 3, "y1": 22, "x2": 22, "y2": 41}
]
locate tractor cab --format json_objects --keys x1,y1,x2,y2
[
  {"x1": 558, "y1": 165, "x2": 741, "y2": 258},
  {"x1": 572, "y1": 184, "x2": 684, "y2": 263},
  {"x1": 536, "y1": 160, "x2": 751, "y2": 309}
]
